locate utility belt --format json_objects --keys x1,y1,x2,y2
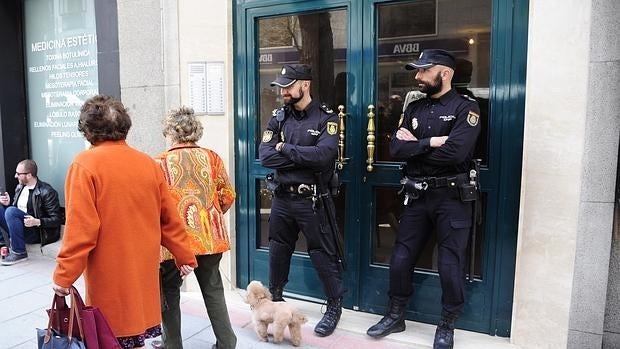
[
  {"x1": 278, "y1": 183, "x2": 321, "y2": 211},
  {"x1": 279, "y1": 183, "x2": 316, "y2": 198},
  {"x1": 266, "y1": 172, "x2": 339, "y2": 198},
  {"x1": 407, "y1": 173, "x2": 469, "y2": 190},
  {"x1": 400, "y1": 173, "x2": 477, "y2": 204},
  {"x1": 265, "y1": 173, "x2": 316, "y2": 199}
]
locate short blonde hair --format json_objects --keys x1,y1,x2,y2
[{"x1": 162, "y1": 106, "x2": 204, "y2": 143}]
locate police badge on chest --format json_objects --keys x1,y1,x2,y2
[{"x1": 262, "y1": 130, "x2": 273, "y2": 142}]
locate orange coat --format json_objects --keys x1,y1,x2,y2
[
  {"x1": 154, "y1": 144, "x2": 235, "y2": 260},
  {"x1": 53, "y1": 140, "x2": 197, "y2": 337}
]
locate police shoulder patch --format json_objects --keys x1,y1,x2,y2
[
  {"x1": 327, "y1": 121, "x2": 338, "y2": 135},
  {"x1": 467, "y1": 111, "x2": 479, "y2": 127},
  {"x1": 320, "y1": 103, "x2": 334, "y2": 114},
  {"x1": 262, "y1": 130, "x2": 273, "y2": 142}
]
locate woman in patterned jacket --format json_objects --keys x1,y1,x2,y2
[{"x1": 153, "y1": 106, "x2": 237, "y2": 349}]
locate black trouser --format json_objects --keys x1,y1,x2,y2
[
  {"x1": 160, "y1": 254, "x2": 237, "y2": 349},
  {"x1": 268, "y1": 192, "x2": 345, "y2": 299},
  {"x1": 389, "y1": 187, "x2": 472, "y2": 315}
]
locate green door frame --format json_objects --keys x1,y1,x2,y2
[
  {"x1": 234, "y1": 0, "x2": 529, "y2": 336},
  {"x1": 234, "y1": 0, "x2": 352, "y2": 303}
]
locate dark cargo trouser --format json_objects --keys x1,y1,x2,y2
[
  {"x1": 389, "y1": 187, "x2": 472, "y2": 315},
  {"x1": 268, "y1": 193, "x2": 345, "y2": 299}
]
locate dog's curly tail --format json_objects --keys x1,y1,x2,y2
[{"x1": 293, "y1": 312, "x2": 308, "y2": 324}]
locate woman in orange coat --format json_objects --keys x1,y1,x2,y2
[
  {"x1": 52, "y1": 95, "x2": 198, "y2": 349},
  {"x1": 154, "y1": 106, "x2": 237, "y2": 349}
]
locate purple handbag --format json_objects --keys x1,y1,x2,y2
[
  {"x1": 47, "y1": 287, "x2": 122, "y2": 349},
  {"x1": 47, "y1": 291, "x2": 81, "y2": 339},
  {"x1": 38, "y1": 290, "x2": 86, "y2": 348}
]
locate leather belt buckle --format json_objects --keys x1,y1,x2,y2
[
  {"x1": 414, "y1": 181, "x2": 428, "y2": 191},
  {"x1": 297, "y1": 184, "x2": 313, "y2": 195}
]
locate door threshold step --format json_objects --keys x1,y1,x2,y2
[{"x1": 182, "y1": 290, "x2": 520, "y2": 349}]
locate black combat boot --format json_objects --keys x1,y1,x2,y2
[
  {"x1": 314, "y1": 297, "x2": 342, "y2": 337},
  {"x1": 433, "y1": 311, "x2": 457, "y2": 349},
  {"x1": 269, "y1": 286, "x2": 284, "y2": 302},
  {"x1": 366, "y1": 296, "x2": 408, "y2": 338}
]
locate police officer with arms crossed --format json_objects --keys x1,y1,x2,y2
[
  {"x1": 366, "y1": 49, "x2": 480, "y2": 349},
  {"x1": 259, "y1": 64, "x2": 345, "y2": 337}
]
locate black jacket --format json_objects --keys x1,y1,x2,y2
[
  {"x1": 390, "y1": 89, "x2": 480, "y2": 177},
  {"x1": 258, "y1": 101, "x2": 339, "y2": 185},
  {"x1": 11, "y1": 180, "x2": 64, "y2": 246}
]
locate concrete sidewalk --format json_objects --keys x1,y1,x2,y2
[{"x1": 0, "y1": 248, "x2": 518, "y2": 349}]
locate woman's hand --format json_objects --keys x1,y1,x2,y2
[
  {"x1": 53, "y1": 283, "x2": 70, "y2": 296},
  {"x1": 179, "y1": 265, "x2": 194, "y2": 279}
]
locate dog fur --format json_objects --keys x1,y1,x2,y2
[{"x1": 245, "y1": 280, "x2": 308, "y2": 346}]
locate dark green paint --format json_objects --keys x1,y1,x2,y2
[{"x1": 234, "y1": 0, "x2": 528, "y2": 336}]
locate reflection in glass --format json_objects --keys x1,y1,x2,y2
[
  {"x1": 255, "y1": 10, "x2": 348, "y2": 158},
  {"x1": 257, "y1": 179, "x2": 276, "y2": 249},
  {"x1": 372, "y1": 187, "x2": 486, "y2": 279},
  {"x1": 257, "y1": 179, "x2": 347, "y2": 254},
  {"x1": 375, "y1": 0, "x2": 491, "y2": 164},
  {"x1": 373, "y1": 187, "x2": 403, "y2": 264}
]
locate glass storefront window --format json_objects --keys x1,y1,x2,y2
[
  {"x1": 255, "y1": 10, "x2": 348, "y2": 254},
  {"x1": 255, "y1": 9, "x2": 348, "y2": 157},
  {"x1": 375, "y1": 0, "x2": 491, "y2": 164},
  {"x1": 23, "y1": 0, "x2": 99, "y2": 204}
]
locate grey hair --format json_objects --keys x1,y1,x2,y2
[{"x1": 162, "y1": 106, "x2": 204, "y2": 143}]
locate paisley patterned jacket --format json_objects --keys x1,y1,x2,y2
[{"x1": 155, "y1": 143, "x2": 236, "y2": 260}]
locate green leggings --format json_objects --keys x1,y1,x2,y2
[{"x1": 160, "y1": 253, "x2": 237, "y2": 349}]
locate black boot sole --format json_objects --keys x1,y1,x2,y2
[
  {"x1": 314, "y1": 328, "x2": 335, "y2": 337},
  {"x1": 314, "y1": 322, "x2": 340, "y2": 337}
]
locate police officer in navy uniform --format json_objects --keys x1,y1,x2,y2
[
  {"x1": 366, "y1": 49, "x2": 480, "y2": 349},
  {"x1": 258, "y1": 64, "x2": 345, "y2": 337}
]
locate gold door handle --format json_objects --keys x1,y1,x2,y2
[
  {"x1": 366, "y1": 105, "x2": 375, "y2": 172},
  {"x1": 336, "y1": 105, "x2": 348, "y2": 170}
]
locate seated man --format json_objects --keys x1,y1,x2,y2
[{"x1": 0, "y1": 159, "x2": 63, "y2": 266}]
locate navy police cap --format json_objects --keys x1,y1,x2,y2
[
  {"x1": 405, "y1": 49, "x2": 456, "y2": 70},
  {"x1": 271, "y1": 64, "x2": 312, "y2": 88}
]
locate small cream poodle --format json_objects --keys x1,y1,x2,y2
[{"x1": 245, "y1": 280, "x2": 308, "y2": 346}]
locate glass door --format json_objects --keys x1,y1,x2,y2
[
  {"x1": 238, "y1": 1, "x2": 356, "y2": 301},
  {"x1": 357, "y1": 0, "x2": 495, "y2": 333}
]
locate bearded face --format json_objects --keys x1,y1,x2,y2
[
  {"x1": 417, "y1": 71, "x2": 443, "y2": 96},
  {"x1": 281, "y1": 82, "x2": 305, "y2": 106}
]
